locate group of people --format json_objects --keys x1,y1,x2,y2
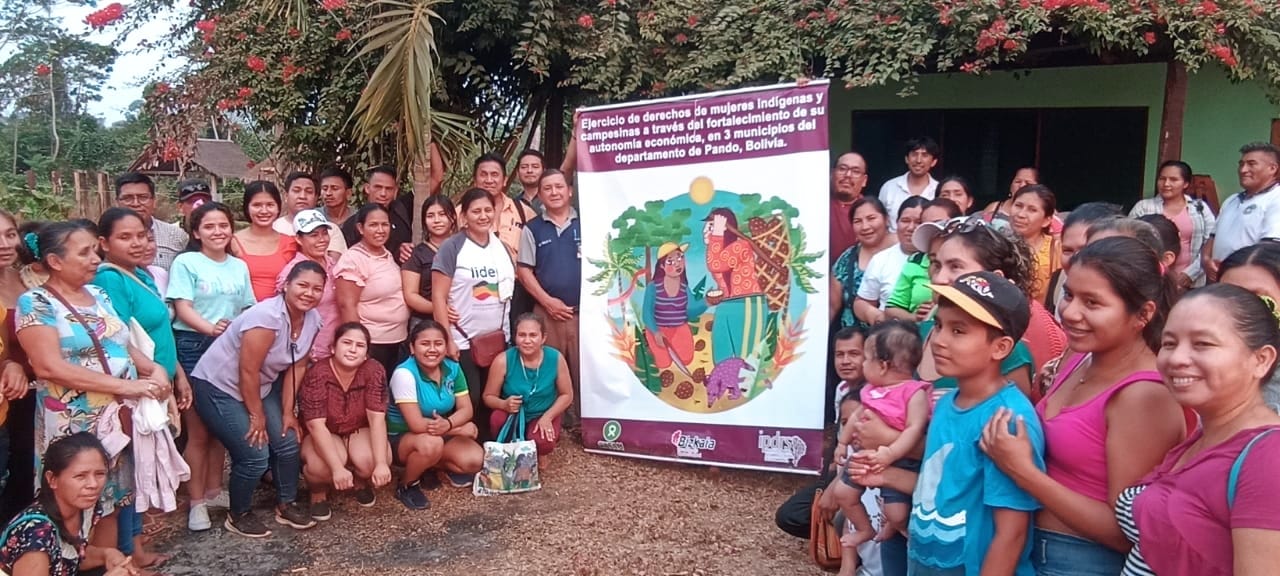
[
  {"x1": 782, "y1": 138, "x2": 1280, "y2": 576},
  {"x1": 0, "y1": 149, "x2": 581, "y2": 574}
]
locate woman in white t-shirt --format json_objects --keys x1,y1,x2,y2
[
  {"x1": 853, "y1": 196, "x2": 925, "y2": 326},
  {"x1": 431, "y1": 188, "x2": 516, "y2": 439}
]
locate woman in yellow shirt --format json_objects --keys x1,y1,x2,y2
[{"x1": 1009, "y1": 184, "x2": 1062, "y2": 304}]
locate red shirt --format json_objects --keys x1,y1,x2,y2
[
  {"x1": 299, "y1": 360, "x2": 388, "y2": 436},
  {"x1": 830, "y1": 199, "x2": 858, "y2": 259}
]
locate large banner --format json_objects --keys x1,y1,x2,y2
[{"x1": 577, "y1": 81, "x2": 831, "y2": 474}]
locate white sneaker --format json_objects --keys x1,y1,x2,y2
[
  {"x1": 188, "y1": 503, "x2": 212, "y2": 532},
  {"x1": 205, "y1": 491, "x2": 231, "y2": 509}
]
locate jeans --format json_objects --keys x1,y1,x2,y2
[
  {"x1": 906, "y1": 559, "x2": 963, "y2": 576},
  {"x1": 0, "y1": 426, "x2": 8, "y2": 496},
  {"x1": 174, "y1": 331, "x2": 215, "y2": 376},
  {"x1": 459, "y1": 349, "x2": 492, "y2": 439},
  {"x1": 191, "y1": 377, "x2": 300, "y2": 515},
  {"x1": 116, "y1": 503, "x2": 143, "y2": 554},
  {"x1": 1032, "y1": 529, "x2": 1126, "y2": 576},
  {"x1": 881, "y1": 534, "x2": 909, "y2": 576}
]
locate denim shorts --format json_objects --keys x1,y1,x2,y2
[
  {"x1": 841, "y1": 458, "x2": 921, "y2": 504},
  {"x1": 1032, "y1": 529, "x2": 1126, "y2": 576}
]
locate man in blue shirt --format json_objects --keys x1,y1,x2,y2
[{"x1": 516, "y1": 169, "x2": 582, "y2": 420}]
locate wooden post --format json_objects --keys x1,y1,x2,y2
[
  {"x1": 97, "y1": 172, "x2": 109, "y2": 215},
  {"x1": 1158, "y1": 61, "x2": 1188, "y2": 164},
  {"x1": 545, "y1": 89, "x2": 566, "y2": 170},
  {"x1": 73, "y1": 171, "x2": 85, "y2": 218},
  {"x1": 25, "y1": 170, "x2": 35, "y2": 190}
]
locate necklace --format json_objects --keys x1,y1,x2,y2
[{"x1": 521, "y1": 352, "x2": 543, "y2": 386}]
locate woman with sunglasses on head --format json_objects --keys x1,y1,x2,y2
[
  {"x1": 1, "y1": 433, "x2": 138, "y2": 576},
  {"x1": 17, "y1": 220, "x2": 171, "y2": 566},
  {"x1": 1129, "y1": 160, "x2": 1216, "y2": 287},
  {"x1": 277, "y1": 209, "x2": 341, "y2": 362},
  {"x1": 980, "y1": 237, "x2": 1189, "y2": 576},
  {"x1": 831, "y1": 197, "x2": 896, "y2": 331},
  {"x1": 167, "y1": 201, "x2": 254, "y2": 532},
  {"x1": 189, "y1": 261, "x2": 326, "y2": 538},
  {"x1": 231, "y1": 181, "x2": 298, "y2": 302},
  {"x1": 854, "y1": 197, "x2": 926, "y2": 326},
  {"x1": 913, "y1": 215, "x2": 1066, "y2": 392}
]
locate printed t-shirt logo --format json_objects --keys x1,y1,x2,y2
[{"x1": 471, "y1": 280, "x2": 500, "y2": 301}]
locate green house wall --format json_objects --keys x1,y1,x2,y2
[{"x1": 828, "y1": 63, "x2": 1279, "y2": 204}]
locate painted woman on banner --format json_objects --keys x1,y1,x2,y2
[
  {"x1": 641, "y1": 242, "x2": 706, "y2": 372},
  {"x1": 702, "y1": 208, "x2": 767, "y2": 365}
]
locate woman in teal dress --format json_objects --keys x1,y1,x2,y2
[{"x1": 483, "y1": 313, "x2": 573, "y2": 458}]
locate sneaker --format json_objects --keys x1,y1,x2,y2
[
  {"x1": 310, "y1": 501, "x2": 332, "y2": 522},
  {"x1": 445, "y1": 472, "x2": 474, "y2": 488},
  {"x1": 275, "y1": 502, "x2": 318, "y2": 530},
  {"x1": 188, "y1": 503, "x2": 212, "y2": 532},
  {"x1": 205, "y1": 491, "x2": 231, "y2": 509},
  {"x1": 354, "y1": 487, "x2": 376, "y2": 507},
  {"x1": 224, "y1": 511, "x2": 271, "y2": 538},
  {"x1": 395, "y1": 482, "x2": 430, "y2": 510}
]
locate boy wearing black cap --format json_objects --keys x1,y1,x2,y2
[{"x1": 907, "y1": 271, "x2": 1044, "y2": 575}]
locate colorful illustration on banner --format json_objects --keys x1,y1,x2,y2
[{"x1": 587, "y1": 177, "x2": 824, "y2": 414}]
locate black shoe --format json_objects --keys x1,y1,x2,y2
[
  {"x1": 224, "y1": 511, "x2": 272, "y2": 538},
  {"x1": 395, "y1": 482, "x2": 430, "y2": 510},
  {"x1": 354, "y1": 487, "x2": 376, "y2": 507},
  {"x1": 310, "y1": 501, "x2": 332, "y2": 521},
  {"x1": 275, "y1": 502, "x2": 318, "y2": 530}
]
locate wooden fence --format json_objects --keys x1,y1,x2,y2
[{"x1": 25, "y1": 170, "x2": 112, "y2": 221}]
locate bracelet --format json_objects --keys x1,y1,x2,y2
[{"x1": 445, "y1": 418, "x2": 454, "y2": 431}]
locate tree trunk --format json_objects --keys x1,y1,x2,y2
[
  {"x1": 1158, "y1": 60, "x2": 1187, "y2": 164},
  {"x1": 545, "y1": 88, "x2": 566, "y2": 170},
  {"x1": 410, "y1": 146, "x2": 432, "y2": 243}
]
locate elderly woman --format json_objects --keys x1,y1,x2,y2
[
  {"x1": 1110, "y1": 284, "x2": 1280, "y2": 573},
  {"x1": 1, "y1": 433, "x2": 137, "y2": 576},
  {"x1": 483, "y1": 314, "x2": 574, "y2": 460},
  {"x1": 189, "y1": 261, "x2": 326, "y2": 538},
  {"x1": 278, "y1": 209, "x2": 341, "y2": 361},
  {"x1": 334, "y1": 203, "x2": 411, "y2": 378},
  {"x1": 16, "y1": 220, "x2": 170, "y2": 560}
]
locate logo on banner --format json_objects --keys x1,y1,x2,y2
[
  {"x1": 671, "y1": 430, "x2": 717, "y2": 459},
  {"x1": 758, "y1": 431, "x2": 807, "y2": 467},
  {"x1": 596, "y1": 420, "x2": 626, "y2": 452}
]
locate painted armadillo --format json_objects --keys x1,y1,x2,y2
[{"x1": 705, "y1": 358, "x2": 755, "y2": 407}]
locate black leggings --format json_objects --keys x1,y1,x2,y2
[
  {"x1": 368, "y1": 342, "x2": 407, "y2": 381},
  {"x1": 458, "y1": 349, "x2": 493, "y2": 440}
]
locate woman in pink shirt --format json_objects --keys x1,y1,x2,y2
[
  {"x1": 1114, "y1": 283, "x2": 1280, "y2": 575},
  {"x1": 278, "y1": 209, "x2": 341, "y2": 361},
  {"x1": 334, "y1": 203, "x2": 410, "y2": 379},
  {"x1": 980, "y1": 237, "x2": 1188, "y2": 575}
]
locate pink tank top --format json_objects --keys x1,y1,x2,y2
[
  {"x1": 1035, "y1": 353, "x2": 1160, "y2": 503},
  {"x1": 860, "y1": 379, "x2": 932, "y2": 431}
]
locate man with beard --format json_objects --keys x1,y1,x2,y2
[
  {"x1": 878, "y1": 137, "x2": 939, "y2": 230},
  {"x1": 831, "y1": 152, "x2": 869, "y2": 259},
  {"x1": 515, "y1": 149, "x2": 546, "y2": 216},
  {"x1": 115, "y1": 172, "x2": 188, "y2": 270}
]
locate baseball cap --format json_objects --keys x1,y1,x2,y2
[
  {"x1": 177, "y1": 179, "x2": 212, "y2": 206},
  {"x1": 293, "y1": 209, "x2": 335, "y2": 234},
  {"x1": 928, "y1": 271, "x2": 1030, "y2": 341}
]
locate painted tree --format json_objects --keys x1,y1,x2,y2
[{"x1": 611, "y1": 200, "x2": 693, "y2": 275}]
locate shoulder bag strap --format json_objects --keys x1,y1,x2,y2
[
  {"x1": 1228, "y1": 428, "x2": 1280, "y2": 508},
  {"x1": 43, "y1": 287, "x2": 113, "y2": 376},
  {"x1": 99, "y1": 263, "x2": 161, "y2": 300}
]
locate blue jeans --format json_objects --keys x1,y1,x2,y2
[
  {"x1": 174, "y1": 331, "x2": 215, "y2": 376},
  {"x1": 191, "y1": 376, "x2": 300, "y2": 515},
  {"x1": 0, "y1": 426, "x2": 8, "y2": 494},
  {"x1": 1032, "y1": 529, "x2": 1126, "y2": 576},
  {"x1": 880, "y1": 533, "x2": 909, "y2": 576},
  {"x1": 907, "y1": 559, "x2": 964, "y2": 576},
  {"x1": 116, "y1": 503, "x2": 143, "y2": 554}
]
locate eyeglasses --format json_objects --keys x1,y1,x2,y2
[
  {"x1": 834, "y1": 165, "x2": 864, "y2": 176},
  {"x1": 117, "y1": 193, "x2": 153, "y2": 205}
]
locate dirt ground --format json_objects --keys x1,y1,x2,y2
[{"x1": 151, "y1": 429, "x2": 829, "y2": 576}]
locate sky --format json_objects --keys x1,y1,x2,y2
[{"x1": 54, "y1": 3, "x2": 187, "y2": 125}]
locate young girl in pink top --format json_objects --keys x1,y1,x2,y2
[
  {"x1": 980, "y1": 237, "x2": 1188, "y2": 576},
  {"x1": 832, "y1": 319, "x2": 931, "y2": 550}
]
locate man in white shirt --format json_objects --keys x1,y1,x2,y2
[
  {"x1": 878, "y1": 137, "x2": 939, "y2": 229},
  {"x1": 272, "y1": 171, "x2": 319, "y2": 235},
  {"x1": 1202, "y1": 142, "x2": 1280, "y2": 281}
]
